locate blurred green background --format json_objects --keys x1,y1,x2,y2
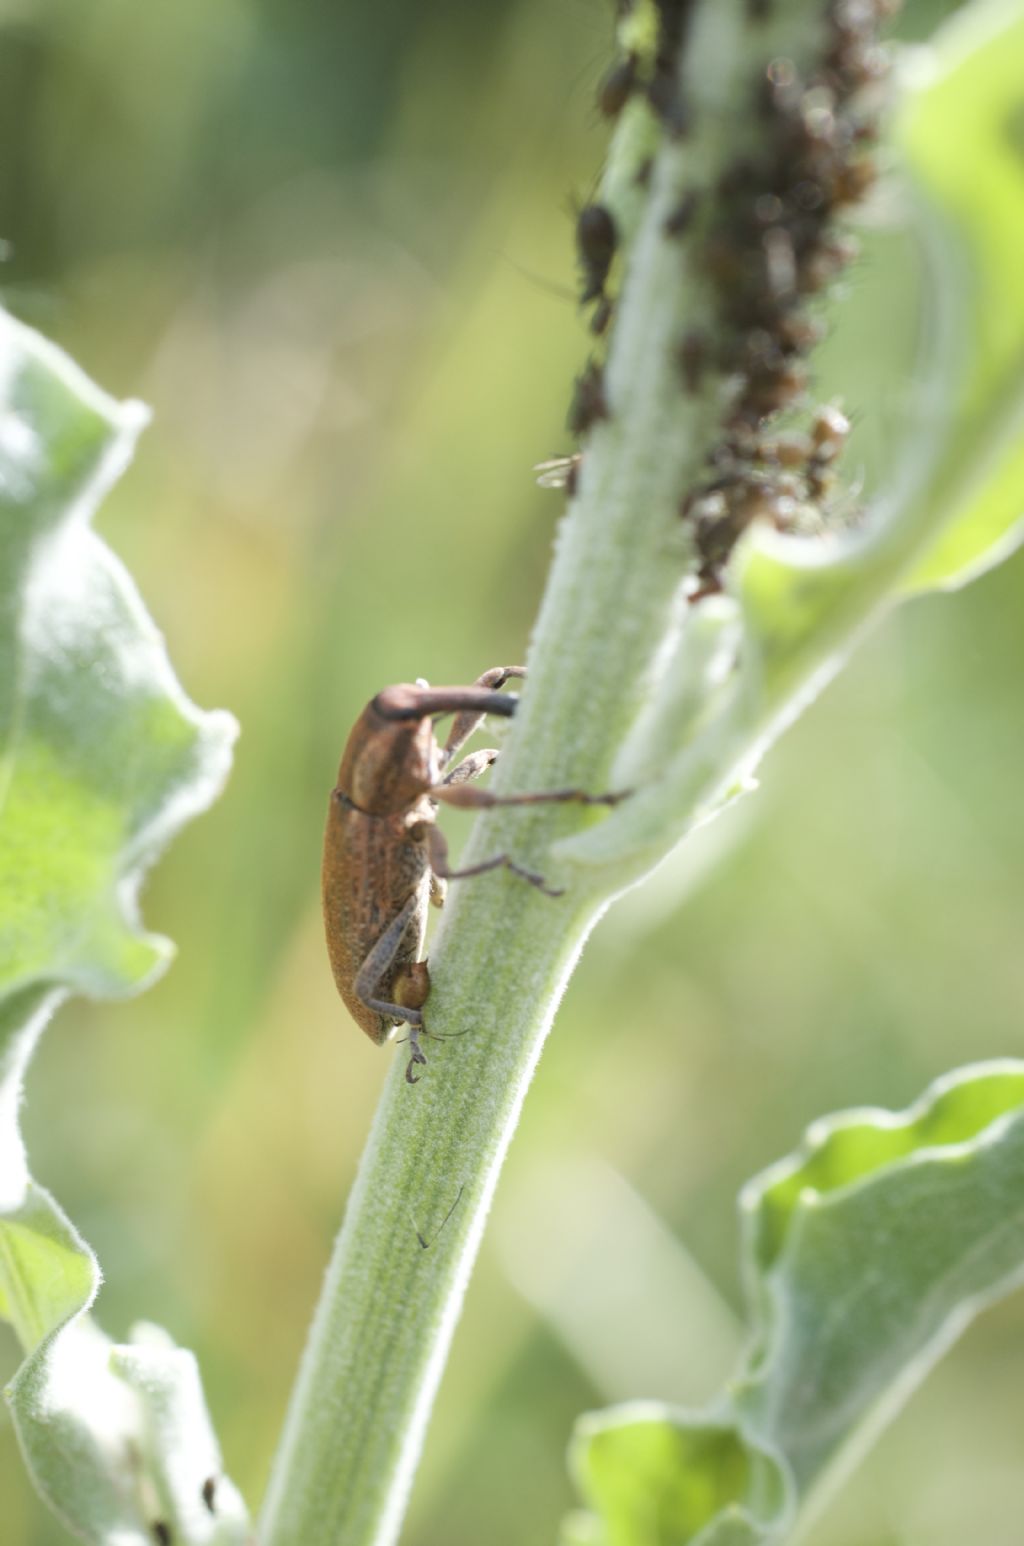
[{"x1": 3, "y1": 0, "x2": 1023, "y2": 1542}]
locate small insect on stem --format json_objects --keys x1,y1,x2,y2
[
  {"x1": 568, "y1": 361, "x2": 609, "y2": 437},
  {"x1": 676, "y1": 328, "x2": 710, "y2": 394},
  {"x1": 663, "y1": 189, "x2": 699, "y2": 237},
  {"x1": 576, "y1": 203, "x2": 617, "y2": 306},
  {"x1": 534, "y1": 453, "x2": 582, "y2": 495},
  {"x1": 597, "y1": 51, "x2": 638, "y2": 119},
  {"x1": 322, "y1": 668, "x2": 626, "y2": 1082}
]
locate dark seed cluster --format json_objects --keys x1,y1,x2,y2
[
  {"x1": 675, "y1": 0, "x2": 894, "y2": 595},
  {"x1": 683, "y1": 404, "x2": 851, "y2": 599},
  {"x1": 553, "y1": 0, "x2": 893, "y2": 543}
]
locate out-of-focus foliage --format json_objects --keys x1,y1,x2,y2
[
  {"x1": 0, "y1": 311, "x2": 245, "y2": 1542},
  {"x1": 900, "y1": 2, "x2": 1024, "y2": 591},
  {"x1": 565, "y1": 1062, "x2": 1024, "y2": 1546},
  {"x1": 2, "y1": 1, "x2": 1024, "y2": 1544},
  {"x1": 562, "y1": 7, "x2": 1024, "y2": 1528}
]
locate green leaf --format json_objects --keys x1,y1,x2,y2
[
  {"x1": 899, "y1": 0, "x2": 1024, "y2": 591},
  {"x1": 565, "y1": 1062, "x2": 1024, "y2": 1546},
  {"x1": 736, "y1": 1060, "x2": 1024, "y2": 1496},
  {"x1": 565, "y1": 1405, "x2": 789, "y2": 1546},
  {"x1": 0, "y1": 308, "x2": 246, "y2": 1542},
  {"x1": 0, "y1": 318, "x2": 236, "y2": 1000}
]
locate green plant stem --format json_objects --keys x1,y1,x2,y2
[
  {"x1": 257, "y1": 4, "x2": 953, "y2": 1544},
  {"x1": 258, "y1": 886, "x2": 602, "y2": 1546}
]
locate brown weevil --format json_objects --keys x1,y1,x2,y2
[{"x1": 323, "y1": 668, "x2": 624, "y2": 1081}]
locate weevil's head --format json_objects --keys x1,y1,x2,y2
[{"x1": 337, "y1": 685, "x2": 436, "y2": 814}]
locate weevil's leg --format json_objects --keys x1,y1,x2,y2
[
  {"x1": 433, "y1": 782, "x2": 629, "y2": 812},
  {"x1": 440, "y1": 748, "x2": 498, "y2": 788},
  {"x1": 400, "y1": 1022, "x2": 473, "y2": 1083},
  {"x1": 426, "y1": 823, "x2": 564, "y2": 898},
  {"x1": 437, "y1": 666, "x2": 527, "y2": 771},
  {"x1": 354, "y1": 891, "x2": 426, "y2": 1029},
  {"x1": 405, "y1": 1034, "x2": 428, "y2": 1084}
]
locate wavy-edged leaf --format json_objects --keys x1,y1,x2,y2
[
  {"x1": 735, "y1": 1060, "x2": 1024, "y2": 1497},
  {"x1": 0, "y1": 308, "x2": 247, "y2": 1543},
  {"x1": 565, "y1": 1061, "x2": 1024, "y2": 1546}
]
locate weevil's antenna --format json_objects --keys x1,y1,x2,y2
[{"x1": 413, "y1": 1184, "x2": 466, "y2": 1250}]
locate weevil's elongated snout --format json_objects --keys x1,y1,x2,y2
[{"x1": 374, "y1": 684, "x2": 519, "y2": 722}]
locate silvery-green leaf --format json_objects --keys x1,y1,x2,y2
[
  {"x1": 898, "y1": 1, "x2": 1024, "y2": 592},
  {"x1": 0, "y1": 308, "x2": 246, "y2": 1542},
  {"x1": 565, "y1": 1404, "x2": 789, "y2": 1546},
  {"x1": 566, "y1": 1062, "x2": 1024, "y2": 1546}
]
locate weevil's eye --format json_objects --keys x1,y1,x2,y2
[{"x1": 407, "y1": 821, "x2": 428, "y2": 843}]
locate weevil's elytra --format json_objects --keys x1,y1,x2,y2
[{"x1": 323, "y1": 668, "x2": 626, "y2": 1081}]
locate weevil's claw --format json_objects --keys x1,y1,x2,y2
[
  {"x1": 405, "y1": 1032, "x2": 428, "y2": 1084},
  {"x1": 399, "y1": 1020, "x2": 473, "y2": 1082},
  {"x1": 504, "y1": 858, "x2": 564, "y2": 898}
]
